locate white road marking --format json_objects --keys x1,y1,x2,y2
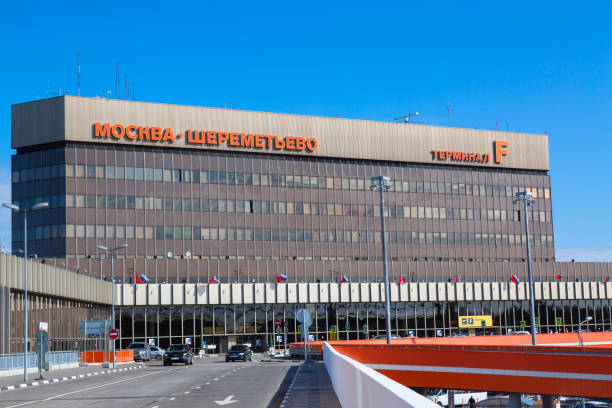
[
  {"x1": 185, "y1": 391, "x2": 190, "y2": 394},
  {"x1": 169, "y1": 397, "x2": 176, "y2": 401},
  {"x1": 206, "y1": 382, "x2": 211, "y2": 385},
  {"x1": 2, "y1": 370, "x2": 165, "y2": 408}
]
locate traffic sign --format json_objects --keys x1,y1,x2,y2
[
  {"x1": 555, "y1": 317, "x2": 563, "y2": 326},
  {"x1": 534, "y1": 317, "x2": 540, "y2": 326},
  {"x1": 108, "y1": 329, "x2": 119, "y2": 339},
  {"x1": 362, "y1": 324, "x2": 368, "y2": 334},
  {"x1": 519, "y1": 320, "x2": 526, "y2": 329},
  {"x1": 331, "y1": 325, "x2": 337, "y2": 333},
  {"x1": 296, "y1": 309, "x2": 312, "y2": 327},
  {"x1": 80, "y1": 320, "x2": 111, "y2": 335},
  {"x1": 275, "y1": 319, "x2": 281, "y2": 327}
]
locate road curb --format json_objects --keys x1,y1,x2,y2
[
  {"x1": 0, "y1": 365, "x2": 144, "y2": 392},
  {"x1": 279, "y1": 363, "x2": 303, "y2": 408}
]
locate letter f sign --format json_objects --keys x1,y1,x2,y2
[{"x1": 494, "y1": 140, "x2": 509, "y2": 163}]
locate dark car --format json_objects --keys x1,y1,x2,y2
[
  {"x1": 163, "y1": 344, "x2": 193, "y2": 366},
  {"x1": 225, "y1": 345, "x2": 253, "y2": 362}
]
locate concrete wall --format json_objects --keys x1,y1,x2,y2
[
  {"x1": 0, "y1": 287, "x2": 9, "y2": 354},
  {"x1": 12, "y1": 96, "x2": 549, "y2": 170},
  {"x1": 323, "y1": 342, "x2": 438, "y2": 408}
]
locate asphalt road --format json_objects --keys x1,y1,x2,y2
[{"x1": 0, "y1": 355, "x2": 301, "y2": 408}]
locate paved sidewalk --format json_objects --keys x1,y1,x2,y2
[
  {"x1": 0, "y1": 361, "x2": 143, "y2": 391},
  {"x1": 280, "y1": 361, "x2": 340, "y2": 408}
]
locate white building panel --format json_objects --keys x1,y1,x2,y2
[
  {"x1": 298, "y1": 283, "x2": 308, "y2": 303},
  {"x1": 122, "y1": 284, "x2": 135, "y2": 306},
  {"x1": 534, "y1": 282, "x2": 542, "y2": 300},
  {"x1": 390, "y1": 283, "x2": 399, "y2": 302},
  {"x1": 542, "y1": 282, "x2": 551, "y2": 300},
  {"x1": 196, "y1": 284, "x2": 208, "y2": 304},
  {"x1": 427, "y1": 283, "x2": 437, "y2": 302},
  {"x1": 597, "y1": 283, "x2": 605, "y2": 300},
  {"x1": 276, "y1": 283, "x2": 287, "y2": 304},
  {"x1": 184, "y1": 284, "x2": 196, "y2": 305},
  {"x1": 329, "y1": 283, "x2": 339, "y2": 303},
  {"x1": 482, "y1": 282, "x2": 491, "y2": 301},
  {"x1": 399, "y1": 283, "x2": 409, "y2": 302},
  {"x1": 220, "y1": 284, "x2": 231, "y2": 304},
  {"x1": 509, "y1": 283, "x2": 517, "y2": 300},
  {"x1": 437, "y1": 283, "x2": 446, "y2": 302},
  {"x1": 360, "y1": 283, "x2": 370, "y2": 303},
  {"x1": 319, "y1": 283, "x2": 330, "y2": 303},
  {"x1": 172, "y1": 284, "x2": 184, "y2": 305},
  {"x1": 147, "y1": 284, "x2": 159, "y2": 305},
  {"x1": 418, "y1": 282, "x2": 428, "y2": 301},
  {"x1": 446, "y1": 282, "x2": 456, "y2": 301},
  {"x1": 500, "y1": 283, "x2": 509, "y2": 300},
  {"x1": 557, "y1": 282, "x2": 566, "y2": 300},
  {"x1": 265, "y1": 283, "x2": 276, "y2": 304},
  {"x1": 135, "y1": 284, "x2": 147, "y2": 305},
  {"x1": 574, "y1": 282, "x2": 582, "y2": 299},
  {"x1": 243, "y1": 283, "x2": 254, "y2": 304},
  {"x1": 350, "y1": 283, "x2": 360, "y2": 303},
  {"x1": 607, "y1": 282, "x2": 612, "y2": 299},
  {"x1": 379, "y1": 283, "x2": 386, "y2": 302},
  {"x1": 491, "y1": 282, "x2": 500, "y2": 300},
  {"x1": 517, "y1": 283, "x2": 526, "y2": 300},
  {"x1": 464, "y1": 283, "x2": 474, "y2": 301},
  {"x1": 582, "y1": 282, "x2": 591, "y2": 299},
  {"x1": 287, "y1": 283, "x2": 297, "y2": 303},
  {"x1": 160, "y1": 284, "x2": 172, "y2": 305},
  {"x1": 208, "y1": 284, "x2": 219, "y2": 304},
  {"x1": 231, "y1": 283, "x2": 243, "y2": 304},
  {"x1": 371, "y1": 283, "x2": 380, "y2": 302},
  {"x1": 308, "y1": 283, "x2": 319, "y2": 304},
  {"x1": 474, "y1": 282, "x2": 483, "y2": 301},
  {"x1": 456, "y1": 283, "x2": 465, "y2": 301},
  {"x1": 254, "y1": 283, "x2": 265, "y2": 304},
  {"x1": 340, "y1": 283, "x2": 350, "y2": 303}
]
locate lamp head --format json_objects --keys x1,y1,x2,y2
[
  {"x1": 586, "y1": 316, "x2": 593, "y2": 322},
  {"x1": 96, "y1": 245, "x2": 108, "y2": 251},
  {"x1": 31, "y1": 202, "x2": 49, "y2": 211},
  {"x1": 2, "y1": 203, "x2": 19, "y2": 211},
  {"x1": 114, "y1": 243, "x2": 128, "y2": 251}
]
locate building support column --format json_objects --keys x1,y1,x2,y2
[
  {"x1": 0, "y1": 287, "x2": 10, "y2": 354},
  {"x1": 447, "y1": 390, "x2": 455, "y2": 408},
  {"x1": 541, "y1": 395, "x2": 554, "y2": 408},
  {"x1": 509, "y1": 393, "x2": 522, "y2": 408}
]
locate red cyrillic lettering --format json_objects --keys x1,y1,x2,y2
[
  {"x1": 111, "y1": 124, "x2": 124, "y2": 139},
  {"x1": 94, "y1": 123, "x2": 111, "y2": 138}
]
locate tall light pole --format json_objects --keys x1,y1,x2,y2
[
  {"x1": 370, "y1": 175, "x2": 393, "y2": 344},
  {"x1": 3, "y1": 201, "x2": 49, "y2": 382},
  {"x1": 96, "y1": 243, "x2": 128, "y2": 368},
  {"x1": 513, "y1": 191, "x2": 537, "y2": 346},
  {"x1": 578, "y1": 316, "x2": 593, "y2": 347}
]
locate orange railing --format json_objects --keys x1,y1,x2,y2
[{"x1": 80, "y1": 350, "x2": 134, "y2": 364}]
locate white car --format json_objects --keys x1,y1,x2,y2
[{"x1": 149, "y1": 346, "x2": 165, "y2": 360}]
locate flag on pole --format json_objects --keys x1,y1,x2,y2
[
  {"x1": 209, "y1": 276, "x2": 220, "y2": 284},
  {"x1": 455, "y1": 275, "x2": 461, "y2": 283},
  {"x1": 399, "y1": 275, "x2": 407, "y2": 285},
  {"x1": 136, "y1": 274, "x2": 149, "y2": 284},
  {"x1": 606, "y1": 276, "x2": 610, "y2": 283},
  {"x1": 339, "y1": 275, "x2": 349, "y2": 283},
  {"x1": 276, "y1": 274, "x2": 288, "y2": 282},
  {"x1": 556, "y1": 273, "x2": 562, "y2": 281},
  {"x1": 511, "y1": 274, "x2": 520, "y2": 286}
]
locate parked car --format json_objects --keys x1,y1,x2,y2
[
  {"x1": 127, "y1": 342, "x2": 151, "y2": 361},
  {"x1": 225, "y1": 345, "x2": 253, "y2": 362},
  {"x1": 149, "y1": 346, "x2": 165, "y2": 360},
  {"x1": 163, "y1": 344, "x2": 193, "y2": 366}
]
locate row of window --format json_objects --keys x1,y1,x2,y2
[
  {"x1": 14, "y1": 194, "x2": 553, "y2": 223},
  {"x1": 13, "y1": 163, "x2": 551, "y2": 199},
  {"x1": 14, "y1": 224, "x2": 553, "y2": 246}
]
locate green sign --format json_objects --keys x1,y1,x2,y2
[
  {"x1": 362, "y1": 324, "x2": 369, "y2": 334},
  {"x1": 331, "y1": 325, "x2": 337, "y2": 333},
  {"x1": 555, "y1": 317, "x2": 563, "y2": 326},
  {"x1": 519, "y1": 320, "x2": 526, "y2": 329},
  {"x1": 534, "y1": 317, "x2": 540, "y2": 326}
]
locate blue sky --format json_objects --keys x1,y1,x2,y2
[{"x1": 1, "y1": 1, "x2": 610, "y2": 260}]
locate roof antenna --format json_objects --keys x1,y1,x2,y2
[{"x1": 77, "y1": 49, "x2": 81, "y2": 96}]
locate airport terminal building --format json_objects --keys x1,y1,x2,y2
[{"x1": 4, "y1": 96, "x2": 611, "y2": 352}]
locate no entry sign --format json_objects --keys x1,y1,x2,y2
[{"x1": 109, "y1": 329, "x2": 119, "y2": 339}]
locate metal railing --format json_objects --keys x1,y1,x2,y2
[
  {"x1": 0, "y1": 353, "x2": 37, "y2": 370},
  {"x1": 0, "y1": 351, "x2": 79, "y2": 370}
]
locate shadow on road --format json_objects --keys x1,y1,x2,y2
[{"x1": 265, "y1": 364, "x2": 299, "y2": 408}]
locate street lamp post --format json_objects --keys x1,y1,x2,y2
[
  {"x1": 96, "y1": 243, "x2": 128, "y2": 368},
  {"x1": 370, "y1": 175, "x2": 393, "y2": 344},
  {"x1": 578, "y1": 316, "x2": 593, "y2": 347},
  {"x1": 3, "y1": 201, "x2": 49, "y2": 382},
  {"x1": 513, "y1": 191, "x2": 537, "y2": 346}
]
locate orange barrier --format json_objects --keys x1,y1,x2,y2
[
  {"x1": 330, "y1": 342, "x2": 612, "y2": 399},
  {"x1": 81, "y1": 350, "x2": 134, "y2": 364},
  {"x1": 290, "y1": 331, "x2": 612, "y2": 354}
]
